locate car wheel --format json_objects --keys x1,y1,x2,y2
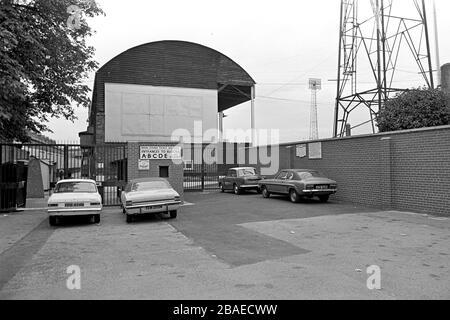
[
  {"x1": 262, "y1": 186, "x2": 270, "y2": 198},
  {"x1": 94, "y1": 214, "x2": 100, "y2": 224},
  {"x1": 49, "y1": 216, "x2": 57, "y2": 226},
  {"x1": 289, "y1": 189, "x2": 301, "y2": 203},
  {"x1": 319, "y1": 195, "x2": 330, "y2": 203},
  {"x1": 126, "y1": 214, "x2": 133, "y2": 223},
  {"x1": 219, "y1": 183, "x2": 225, "y2": 193},
  {"x1": 169, "y1": 210, "x2": 177, "y2": 219},
  {"x1": 233, "y1": 184, "x2": 241, "y2": 195}
]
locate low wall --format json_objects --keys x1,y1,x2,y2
[{"x1": 243, "y1": 126, "x2": 450, "y2": 216}]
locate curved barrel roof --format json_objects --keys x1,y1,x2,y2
[{"x1": 91, "y1": 40, "x2": 256, "y2": 114}]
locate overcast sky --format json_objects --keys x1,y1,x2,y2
[{"x1": 46, "y1": 0, "x2": 450, "y2": 143}]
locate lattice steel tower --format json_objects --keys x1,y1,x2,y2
[
  {"x1": 309, "y1": 78, "x2": 321, "y2": 140},
  {"x1": 333, "y1": 0, "x2": 435, "y2": 137}
]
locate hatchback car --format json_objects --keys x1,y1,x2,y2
[
  {"x1": 47, "y1": 179, "x2": 102, "y2": 226},
  {"x1": 121, "y1": 177, "x2": 181, "y2": 223},
  {"x1": 258, "y1": 169, "x2": 337, "y2": 203}
]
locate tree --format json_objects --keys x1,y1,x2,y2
[
  {"x1": 0, "y1": 0, "x2": 103, "y2": 142},
  {"x1": 377, "y1": 87, "x2": 450, "y2": 133}
]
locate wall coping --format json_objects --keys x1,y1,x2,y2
[
  {"x1": 110, "y1": 125, "x2": 450, "y2": 149},
  {"x1": 274, "y1": 124, "x2": 450, "y2": 148}
]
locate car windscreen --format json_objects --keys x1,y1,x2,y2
[
  {"x1": 238, "y1": 168, "x2": 257, "y2": 177},
  {"x1": 297, "y1": 171, "x2": 325, "y2": 180},
  {"x1": 54, "y1": 182, "x2": 97, "y2": 193},
  {"x1": 132, "y1": 180, "x2": 170, "y2": 191}
]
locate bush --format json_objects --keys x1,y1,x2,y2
[{"x1": 377, "y1": 88, "x2": 450, "y2": 133}]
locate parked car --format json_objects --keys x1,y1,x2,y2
[
  {"x1": 121, "y1": 177, "x2": 181, "y2": 223},
  {"x1": 258, "y1": 169, "x2": 337, "y2": 203},
  {"x1": 47, "y1": 179, "x2": 102, "y2": 226},
  {"x1": 219, "y1": 167, "x2": 262, "y2": 194}
]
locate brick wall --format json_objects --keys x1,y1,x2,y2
[
  {"x1": 127, "y1": 142, "x2": 184, "y2": 201},
  {"x1": 243, "y1": 126, "x2": 450, "y2": 216}
]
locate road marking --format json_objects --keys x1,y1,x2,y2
[{"x1": 182, "y1": 202, "x2": 195, "y2": 207}]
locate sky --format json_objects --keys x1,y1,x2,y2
[{"x1": 46, "y1": 0, "x2": 450, "y2": 144}]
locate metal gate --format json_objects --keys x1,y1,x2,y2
[
  {"x1": 183, "y1": 144, "x2": 220, "y2": 192},
  {"x1": 0, "y1": 143, "x2": 128, "y2": 209},
  {"x1": 90, "y1": 144, "x2": 128, "y2": 206}
]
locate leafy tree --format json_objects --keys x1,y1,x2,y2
[
  {"x1": 377, "y1": 87, "x2": 450, "y2": 133},
  {"x1": 0, "y1": 0, "x2": 103, "y2": 142}
]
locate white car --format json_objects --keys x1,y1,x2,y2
[
  {"x1": 47, "y1": 179, "x2": 102, "y2": 226},
  {"x1": 121, "y1": 178, "x2": 181, "y2": 223}
]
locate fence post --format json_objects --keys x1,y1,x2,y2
[
  {"x1": 201, "y1": 144, "x2": 205, "y2": 190},
  {"x1": 63, "y1": 145, "x2": 69, "y2": 179}
]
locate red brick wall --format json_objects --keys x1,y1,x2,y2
[
  {"x1": 288, "y1": 135, "x2": 387, "y2": 208},
  {"x1": 245, "y1": 126, "x2": 450, "y2": 216},
  {"x1": 389, "y1": 128, "x2": 450, "y2": 215}
]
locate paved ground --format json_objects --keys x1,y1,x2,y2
[{"x1": 0, "y1": 191, "x2": 449, "y2": 299}]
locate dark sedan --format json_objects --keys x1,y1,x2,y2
[
  {"x1": 219, "y1": 167, "x2": 262, "y2": 194},
  {"x1": 258, "y1": 169, "x2": 337, "y2": 203}
]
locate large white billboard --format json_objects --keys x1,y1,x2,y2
[{"x1": 105, "y1": 83, "x2": 218, "y2": 142}]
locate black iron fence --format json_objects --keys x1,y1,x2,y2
[
  {"x1": 0, "y1": 143, "x2": 128, "y2": 210},
  {"x1": 182, "y1": 144, "x2": 218, "y2": 192},
  {"x1": 91, "y1": 144, "x2": 127, "y2": 206},
  {"x1": 1, "y1": 141, "x2": 251, "y2": 209},
  {"x1": 0, "y1": 160, "x2": 27, "y2": 212},
  {"x1": 182, "y1": 143, "x2": 247, "y2": 192}
]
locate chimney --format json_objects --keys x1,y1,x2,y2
[{"x1": 441, "y1": 63, "x2": 450, "y2": 94}]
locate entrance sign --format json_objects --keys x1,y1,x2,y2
[{"x1": 140, "y1": 145, "x2": 182, "y2": 160}]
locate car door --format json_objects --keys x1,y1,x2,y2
[
  {"x1": 269, "y1": 171, "x2": 288, "y2": 193},
  {"x1": 275, "y1": 171, "x2": 290, "y2": 194},
  {"x1": 281, "y1": 172, "x2": 295, "y2": 194},
  {"x1": 265, "y1": 172, "x2": 279, "y2": 193},
  {"x1": 224, "y1": 169, "x2": 236, "y2": 190}
]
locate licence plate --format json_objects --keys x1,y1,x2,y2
[
  {"x1": 315, "y1": 185, "x2": 329, "y2": 190},
  {"x1": 145, "y1": 205, "x2": 163, "y2": 210},
  {"x1": 65, "y1": 203, "x2": 84, "y2": 207}
]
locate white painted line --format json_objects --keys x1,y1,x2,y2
[
  {"x1": 182, "y1": 202, "x2": 195, "y2": 207},
  {"x1": 429, "y1": 217, "x2": 448, "y2": 221}
]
